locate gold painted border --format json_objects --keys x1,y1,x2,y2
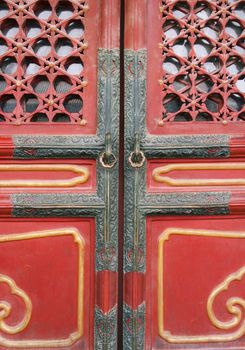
[
  {"x1": 0, "y1": 228, "x2": 84, "y2": 348},
  {"x1": 153, "y1": 163, "x2": 245, "y2": 186},
  {"x1": 0, "y1": 274, "x2": 32, "y2": 335},
  {"x1": 0, "y1": 164, "x2": 89, "y2": 187},
  {"x1": 158, "y1": 228, "x2": 245, "y2": 343}
]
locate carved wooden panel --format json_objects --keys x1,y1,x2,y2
[
  {"x1": 0, "y1": 218, "x2": 94, "y2": 348},
  {"x1": 147, "y1": 0, "x2": 245, "y2": 134},
  {"x1": 0, "y1": 0, "x2": 98, "y2": 134},
  {"x1": 146, "y1": 216, "x2": 245, "y2": 349},
  {"x1": 0, "y1": 159, "x2": 96, "y2": 192},
  {"x1": 0, "y1": 1, "x2": 120, "y2": 350},
  {"x1": 124, "y1": 1, "x2": 245, "y2": 350},
  {"x1": 147, "y1": 159, "x2": 245, "y2": 192}
]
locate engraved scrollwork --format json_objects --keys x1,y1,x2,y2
[
  {"x1": 123, "y1": 303, "x2": 145, "y2": 350},
  {"x1": 95, "y1": 306, "x2": 117, "y2": 350}
]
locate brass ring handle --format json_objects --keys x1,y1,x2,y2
[
  {"x1": 99, "y1": 151, "x2": 117, "y2": 169},
  {"x1": 128, "y1": 150, "x2": 146, "y2": 168}
]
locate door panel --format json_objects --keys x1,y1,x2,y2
[
  {"x1": 124, "y1": 1, "x2": 245, "y2": 349},
  {"x1": 146, "y1": 215, "x2": 245, "y2": 348},
  {"x1": 0, "y1": 218, "x2": 94, "y2": 349},
  {"x1": 0, "y1": 1, "x2": 120, "y2": 349}
]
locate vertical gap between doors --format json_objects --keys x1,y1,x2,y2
[{"x1": 117, "y1": 0, "x2": 124, "y2": 348}]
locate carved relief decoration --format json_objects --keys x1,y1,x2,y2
[
  {"x1": 0, "y1": 0, "x2": 89, "y2": 125},
  {"x1": 158, "y1": 228, "x2": 245, "y2": 343},
  {"x1": 159, "y1": 0, "x2": 245, "y2": 124}
]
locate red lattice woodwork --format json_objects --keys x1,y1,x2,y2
[
  {"x1": 0, "y1": 0, "x2": 98, "y2": 134},
  {"x1": 147, "y1": 0, "x2": 245, "y2": 134}
]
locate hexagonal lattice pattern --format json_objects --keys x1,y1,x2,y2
[
  {"x1": 160, "y1": 0, "x2": 245, "y2": 123},
  {"x1": 0, "y1": 0, "x2": 88, "y2": 124}
]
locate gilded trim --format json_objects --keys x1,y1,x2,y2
[
  {"x1": 158, "y1": 228, "x2": 245, "y2": 343},
  {"x1": 153, "y1": 163, "x2": 245, "y2": 187},
  {"x1": 0, "y1": 228, "x2": 84, "y2": 348},
  {"x1": 207, "y1": 266, "x2": 245, "y2": 334},
  {"x1": 0, "y1": 164, "x2": 89, "y2": 187},
  {"x1": 0, "y1": 275, "x2": 32, "y2": 335}
]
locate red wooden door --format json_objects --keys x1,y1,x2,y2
[
  {"x1": 0, "y1": 1, "x2": 120, "y2": 349},
  {"x1": 1, "y1": 1, "x2": 244, "y2": 349},
  {"x1": 124, "y1": 1, "x2": 245, "y2": 349}
]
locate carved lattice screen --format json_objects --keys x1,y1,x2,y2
[
  {"x1": 0, "y1": 0, "x2": 97, "y2": 132},
  {"x1": 147, "y1": 0, "x2": 245, "y2": 131}
]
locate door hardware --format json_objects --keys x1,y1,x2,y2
[
  {"x1": 99, "y1": 132, "x2": 117, "y2": 169},
  {"x1": 128, "y1": 132, "x2": 146, "y2": 168}
]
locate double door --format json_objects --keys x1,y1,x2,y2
[{"x1": 0, "y1": 0, "x2": 244, "y2": 349}]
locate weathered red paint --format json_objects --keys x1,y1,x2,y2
[
  {"x1": 0, "y1": 137, "x2": 14, "y2": 158},
  {"x1": 230, "y1": 136, "x2": 245, "y2": 157},
  {"x1": 96, "y1": 270, "x2": 117, "y2": 314},
  {"x1": 124, "y1": 272, "x2": 145, "y2": 310},
  {"x1": 0, "y1": 194, "x2": 12, "y2": 216},
  {"x1": 125, "y1": 0, "x2": 146, "y2": 51}
]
